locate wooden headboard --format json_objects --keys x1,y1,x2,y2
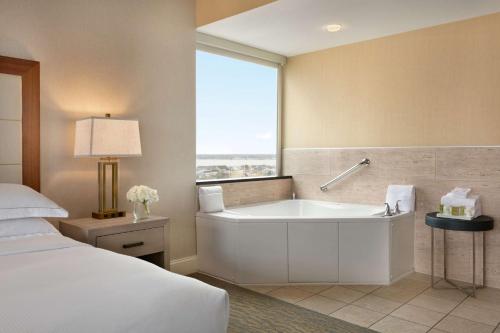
[{"x1": 0, "y1": 55, "x2": 40, "y2": 191}]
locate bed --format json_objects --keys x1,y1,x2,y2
[
  {"x1": 0, "y1": 55, "x2": 229, "y2": 333},
  {"x1": 0, "y1": 230, "x2": 228, "y2": 333}
]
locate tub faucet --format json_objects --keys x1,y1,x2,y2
[
  {"x1": 383, "y1": 203, "x2": 393, "y2": 217},
  {"x1": 393, "y1": 200, "x2": 401, "y2": 215}
]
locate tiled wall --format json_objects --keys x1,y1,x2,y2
[
  {"x1": 283, "y1": 147, "x2": 500, "y2": 288},
  {"x1": 197, "y1": 178, "x2": 293, "y2": 208}
]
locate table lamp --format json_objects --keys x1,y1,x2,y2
[{"x1": 74, "y1": 114, "x2": 141, "y2": 219}]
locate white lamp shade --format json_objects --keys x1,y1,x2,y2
[{"x1": 74, "y1": 117, "x2": 142, "y2": 157}]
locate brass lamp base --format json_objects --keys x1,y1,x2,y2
[
  {"x1": 95, "y1": 158, "x2": 124, "y2": 220},
  {"x1": 92, "y1": 211, "x2": 126, "y2": 220}
]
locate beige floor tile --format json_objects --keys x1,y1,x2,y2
[
  {"x1": 451, "y1": 302, "x2": 500, "y2": 326},
  {"x1": 330, "y1": 305, "x2": 385, "y2": 328},
  {"x1": 391, "y1": 304, "x2": 445, "y2": 327},
  {"x1": 370, "y1": 315, "x2": 429, "y2": 333},
  {"x1": 295, "y1": 284, "x2": 334, "y2": 294},
  {"x1": 243, "y1": 285, "x2": 280, "y2": 294},
  {"x1": 371, "y1": 277, "x2": 429, "y2": 304},
  {"x1": 320, "y1": 286, "x2": 365, "y2": 303},
  {"x1": 353, "y1": 294, "x2": 402, "y2": 314},
  {"x1": 422, "y1": 287, "x2": 468, "y2": 303},
  {"x1": 391, "y1": 278, "x2": 430, "y2": 293},
  {"x1": 344, "y1": 284, "x2": 381, "y2": 293},
  {"x1": 372, "y1": 285, "x2": 422, "y2": 303},
  {"x1": 475, "y1": 288, "x2": 500, "y2": 307},
  {"x1": 406, "y1": 272, "x2": 434, "y2": 283},
  {"x1": 267, "y1": 286, "x2": 314, "y2": 303},
  {"x1": 435, "y1": 315, "x2": 495, "y2": 333},
  {"x1": 295, "y1": 295, "x2": 346, "y2": 315},
  {"x1": 408, "y1": 294, "x2": 459, "y2": 314},
  {"x1": 463, "y1": 297, "x2": 500, "y2": 312}
]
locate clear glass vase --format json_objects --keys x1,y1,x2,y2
[{"x1": 133, "y1": 202, "x2": 150, "y2": 220}]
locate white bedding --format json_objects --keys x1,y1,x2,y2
[{"x1": 0, "y1": 233, "x2": 229, "y2": 333}]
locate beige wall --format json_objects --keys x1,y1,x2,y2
[
  {"x1": 282, "y1": 13, "x2": 500, "y2": 287},
  {"x1": 0, "y1": 0, "x2": 196, "y2": 261},
  {"x1": 284, "y1": 12, "x2": 500, "y2": 148},
  {"x1": 196, "y1": 0, "x2": 275, "y2": 27}
]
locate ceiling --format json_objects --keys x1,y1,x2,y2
[{"x1": 197, "y1": 0, "x2": 500, "y2": 57}]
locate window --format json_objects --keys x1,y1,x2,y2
[{"x1": 196, "y1": 49, "x2": 280, "y2": 181}]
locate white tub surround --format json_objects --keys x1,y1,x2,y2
[{"x1": 196, "y1": 200, "x2": 414, "y2": 285}]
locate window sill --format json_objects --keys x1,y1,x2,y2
[{"x1": 196, "y1": 175, "x2": 292, "y2": 186}]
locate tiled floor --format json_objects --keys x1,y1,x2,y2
[{"x1": 241, "y1": 273, "x2": 500, "y2": 333}]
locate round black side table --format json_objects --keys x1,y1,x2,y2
[{"x1": 425, "y1": 212, "x2": 493, "y2": 297}]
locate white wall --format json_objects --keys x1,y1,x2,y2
[{"x1": 0, "y1": 0, "x2": 196, "y2": 260}]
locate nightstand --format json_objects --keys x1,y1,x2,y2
[{"x1": 59, "y1": 216, "x2": 170, "y2": 269}]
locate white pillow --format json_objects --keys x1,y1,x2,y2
[
  {"x1": 0, "y1": 184, "x2": 68, "y2": 220},
  {"x1": 0, "y1": 217, "x2": 59, "y2": 238},
  {"x1": 199, "y1": 186, "x2": 225, "y2": 213}
]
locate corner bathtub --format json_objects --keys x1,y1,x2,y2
[{"x1": 196, "y1": 200, "x2": 414, "y2": 285}]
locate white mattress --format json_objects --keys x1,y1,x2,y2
[{"x1": 0, "y1": 233, "x2": 229, "y2": 333}]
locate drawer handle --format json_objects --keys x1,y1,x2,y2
[{"x1": 122, "y1": 241, "x2": 144, "y2": 249}]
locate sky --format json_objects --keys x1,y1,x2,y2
[{"x1": 196, "y1": 50, "x2": 278, "y2": 155}]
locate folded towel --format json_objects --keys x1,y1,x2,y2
[
  {"x1": 198, "y1": 186, "x2": 225, "y2": 213},
  {"x1": 440, "y1": 193, "x2": 481, "y2": 218},
  {"x1": 441, "y1": 193, "x2": 479, "y2": 207},
  {"x1": 385, "y1": 185, "x2": 416, "y2": 212},
  {"x1": 450, "y1": 187, "x2": 471, "y2": 198}
]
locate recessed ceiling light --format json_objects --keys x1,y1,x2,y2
[{"x1": 325, "y1": 24, "x2": 342, "y2": 32}]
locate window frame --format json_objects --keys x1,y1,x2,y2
[{"x1": 195, "y1": 33, "x2": 286, "y2": 183}]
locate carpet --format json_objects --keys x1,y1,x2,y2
[{"x1": 192, "y1": 273, "x2": 376, "y2": 333}]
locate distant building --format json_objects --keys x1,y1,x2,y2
[{"x1": 196, "y1": 154, "x2": 276, "y2": 180}]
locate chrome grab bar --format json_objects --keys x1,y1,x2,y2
[{"x1": 320, "y1": 158, "x2": 370, "y2": 192}]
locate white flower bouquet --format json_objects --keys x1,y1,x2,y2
[{"x1": 127, "y1": 185, "x2": 159, "y2": 219}]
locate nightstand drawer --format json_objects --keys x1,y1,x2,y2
[{"x1": 96, "y1": 227, "x2": 164, "y2": 257}]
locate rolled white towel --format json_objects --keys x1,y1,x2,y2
[
  {"x1": 440, "y1": 193, "x2": 481, "y2": 218},
  {"x1": 199, "y1": 186, "x2": 225, "y2": 213},
  {"x1": 385, "y1": 185, "x2": 415, "y2": 212},
  {"x1": 450, "y1": 187, "x2": 471, "y2": 198},
  {"x1": 441, "y1": 193, "x2": 479, "y2": 207}
]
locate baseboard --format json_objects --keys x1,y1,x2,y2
[{"x1": 170, "y1": 255, "x2": 198, "y2": 275}]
